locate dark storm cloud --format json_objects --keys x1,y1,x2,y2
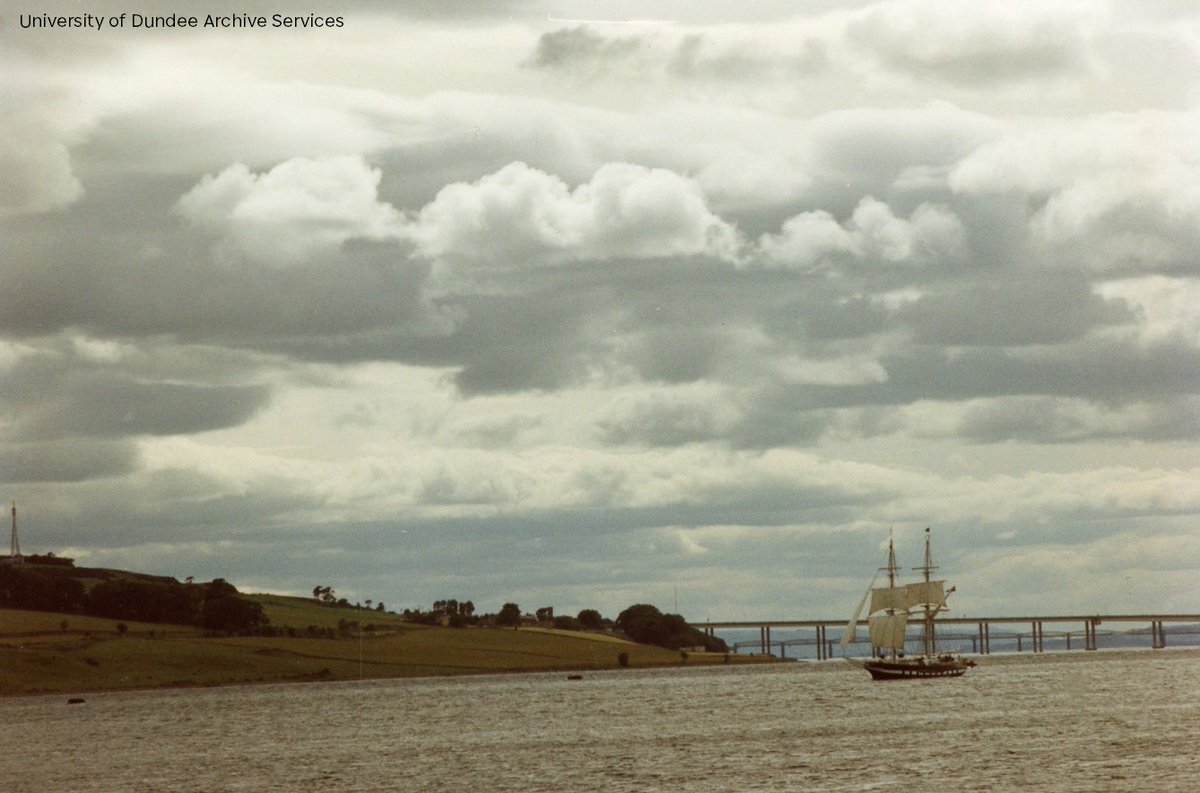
[
  {"x1": 897, "y1": 274, "x2": 1132, "y2": 346},
  {"x1": 1, "y1": 439, "x2": 140, "y2": 482},
  {"x1": 399, "y1": 286, "x2": 607, "y2": 395},
  {"x1": 9, "y1": 367, "x2": 270, "y2": 440},
  {"x1": 957, "y1": 396, "x2": 1200, "y2": 444},
  {"x1": 0, "y1": 172, "x2": 430, "y2": 351},
  {"x1": 752, "y1": 339, "x2": 1200, "y2": 414}
]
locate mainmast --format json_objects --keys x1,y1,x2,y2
[{"x1": 914, "y1": 527, "x2": 937, "y2": 656}]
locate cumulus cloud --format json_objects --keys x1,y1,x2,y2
[
  {"x1": 176, "y1": 155, "x2": 404, "y2": 267},
  {"x1": 404, "y1": 161, "x2": 742, "y2": 266},
  {"x1": 757, "y1": 196, "x2": 965, "y2": 268},
  {"x1": 4, "y1": 0, "x2": 1199, "y2": 620},
  {"x1": 948, "y1": 112, "x2": 1200, "y2": 257}
]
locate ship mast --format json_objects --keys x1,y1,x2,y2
[
  {"x1": 915, "y1": 527, "x2": 937, "y2": 656},
  {"x1": 883, "y1": 531, "x2": 899, "y2": 660}
]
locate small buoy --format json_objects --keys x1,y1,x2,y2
[{"x1": 67, "y1": 698, "x2": 86, "y2": 705}]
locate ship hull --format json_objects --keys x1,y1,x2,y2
[{"x1": 860, "y1": 657, "x2": 972, "y2": 680}]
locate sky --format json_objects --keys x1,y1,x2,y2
[{"x1": 2, "y1": 0, "x2": 1198, "y2": 623}]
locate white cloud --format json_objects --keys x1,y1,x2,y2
[
  {"x1": 175, "y1": 155, "x2": 403, "y2": 267},
  {"x1": 0, "y1": 63, "x2": 91, "y2": 216},
  {"x1": 404, "y1": 161, "x2": 742, "y2": 266},
  {"x1": 757, "y1": 196, "x2": 965, "y2": 268},
  {"x1": 847, "y1": 0, "x2": 1098, "y2": 85},
  {"x1": 1095, "y1": 276, "x2": 1200, "y2": 347},
  {"x1": 949, "y1": 112, "x2": 1200, "y2": 250}
]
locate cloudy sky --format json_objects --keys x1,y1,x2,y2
[{"x1": 3, "y1": 0, "x2": 1198, "y2": 622}]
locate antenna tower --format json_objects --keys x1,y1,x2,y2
[{"x1": 10, "y1": 502, "x2": 20, "y2": 558}]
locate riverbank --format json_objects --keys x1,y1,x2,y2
[{"x1": 0, "y1": 604, "x2": 775, "y2": 696}]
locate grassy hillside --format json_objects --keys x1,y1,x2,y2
[
  {"x1": 247, "y1": 592, "x2": 410, "y2": 632},
  {"x1": 0, "y1": 594, "x2": 773, "y2": 696}
]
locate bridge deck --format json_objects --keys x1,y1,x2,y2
[{"x1": 692, "y1": 614, "x2": 1200, "y2": 659}]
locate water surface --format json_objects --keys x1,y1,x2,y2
[{"x1": 4, "y1": 650, "x2": 1198, "y2": 792}]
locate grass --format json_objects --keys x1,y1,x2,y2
[
  {"x1": 0, "y1": 598, "x2": 773, "y2": 696},
  {"x1": 247, "y1": 593, "x2": 411, "y2": 632}
]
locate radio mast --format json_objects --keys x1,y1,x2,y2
[{"x1": 10, "y1": 502, "x2": 20, "y2": 558}]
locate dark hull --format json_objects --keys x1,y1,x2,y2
[{"x1": 862, "y1": 658, "x2": 971, "y2": 680}]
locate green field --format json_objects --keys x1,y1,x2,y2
[{"x1": 0, "y1": 595, "x2": 773, "y2": 696}]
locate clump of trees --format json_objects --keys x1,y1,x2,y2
[
  {"x1": 403, "y1": 598, "x2": 477, "y2": 626},
  {"x1": 0, "y1": 566, "x2": 267, "y2": 635},
  {"x1": 312, "y1": 585, "x2": 387, "y2": 613},
  {"x1": 616, "y1": 604, "x2": 728, "y2": 652}
]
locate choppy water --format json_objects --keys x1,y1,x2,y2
[{"x1": 3, "y1": 650, "x2": 1198, "y2": 792}]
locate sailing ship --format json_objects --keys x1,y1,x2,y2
[{"x1": 840, "y1": 527, "x2": 974, "y2": 680}]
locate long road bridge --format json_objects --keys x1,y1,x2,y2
[{"x1": 692, "y1": 614, "x2": 1200, "y2": 660}]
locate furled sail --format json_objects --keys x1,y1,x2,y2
[{"x1": 868, "y1": 612, "x2": 909, "y2": 650}]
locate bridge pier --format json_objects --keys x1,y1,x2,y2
[
  {"x1": 1152, "y1": 620, "x2": 1166, "y2": 649},
  {"x1": 978, "y1": 621, "x2": 990, "y2": 654}
]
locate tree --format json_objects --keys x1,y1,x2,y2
[
  {"x1": 553, "y1": 615, "x2": 583, "y2": 630},
  {"x1": 615, "y1": 603, "x2": 727, "y2": 652},
  {"x1": 535, "y1": 606, "x2": 554, "y2": 623},
  {"x1": 200, "y1": 579, "x2": 268, "y2": 634},
  {"x1": 577, "y1": 609, "x2": 603, "y2": 630},
  {"x1": 496, "y1": 602, "x2": 522, "y2": 628}
]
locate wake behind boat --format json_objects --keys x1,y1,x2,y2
[{"x1": 840, "y1": 528, "x2": 975, "y2": 680}]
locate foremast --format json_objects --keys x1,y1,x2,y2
[{"x1": 882, "y1": 531, "x2": 900, "y2": 661}]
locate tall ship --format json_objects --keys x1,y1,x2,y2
[{"x1": 840, "y1": 527, "x2": 974, "y2": 680}]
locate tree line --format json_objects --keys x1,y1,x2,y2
[
  {"x1": 393, "y1": 595, "x2": 727, "y2": 652},
  {"x1": 0, "y1": 564, "x2": 267, "y2": 634}
]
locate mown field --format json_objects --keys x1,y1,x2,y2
[{"x1": 0, "y1": 595, "x2": 772, "y2": 696}]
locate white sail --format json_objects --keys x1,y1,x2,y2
[
  {"x1": 868, "y1": 585, "x2": 908, "y2": 614},
  {"x1": 868, "y1": 612, "x2": 909, "y2": 650},
  {"x1": 840, "y1": 572, "x2": 878, "y2": 651},
  {"x1": 905, "y1": 580, "x2": 947, "y2": 610}
]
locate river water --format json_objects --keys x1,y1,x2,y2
[{"x1": 3, "y1": 649, "x2": 1198, "y2": 792}]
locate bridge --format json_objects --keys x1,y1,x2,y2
[{"x1": 692, "y1": 614, "x2": 1200, "y2": 660}]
